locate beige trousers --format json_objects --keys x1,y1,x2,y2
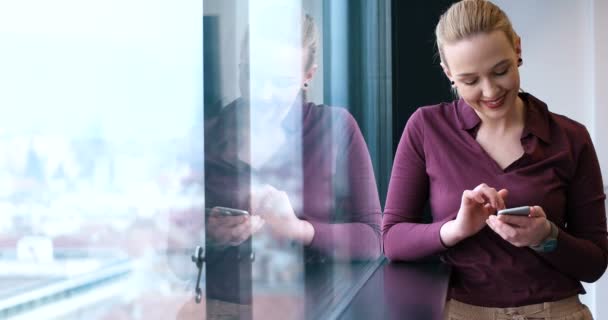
[{"x1": 444, "y1": 296, "x2": 593, "y2": 320}]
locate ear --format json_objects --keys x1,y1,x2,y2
[
  {"x1": 515, "y1": 36, "x2": 522, "y2": 57},
  {"x1": 440, "y1": 62, "x2": 453, "y2": 82},
  {"x1": 303, "y1": 64, "x2": 318, "y2": 86}
]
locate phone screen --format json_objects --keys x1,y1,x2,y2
[{"x1": 207, "y1": 207, "x2": 250, "y2": 216}]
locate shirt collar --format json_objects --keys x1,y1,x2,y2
[
  {"x1": 457, "y1": 98, "x2": 481, "y2": 131},
  {"x1": 520, "y1": 93, "x2": 552, "y2": 144},
  {"x1": 457, "y1": 92, "x2": 552, "y2": 143},
  {"x1": 280, "y1": 91, "x2": 306, "y2": 133}
]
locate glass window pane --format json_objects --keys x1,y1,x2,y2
[
  {"x1": 0, "y1": 0, "x2": 391, "y2": 319},
  {"x1": 201, "y1": 0, "x2": 390, "y2": 319},
  {"x1": 0, "y1": 1, "x2": 204, "y2": 319}
]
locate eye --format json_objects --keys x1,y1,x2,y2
[
  {"x1": 463, "y1": 79, "x2": 478, "y2": 86},
  {"x1": 494, "y1": 68, "x2": 509, "y2": 76}
]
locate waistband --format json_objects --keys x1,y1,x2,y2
[{"x1": 446, "y1": 296, "x2": 588, "y2": 320}]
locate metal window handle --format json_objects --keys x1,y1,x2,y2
[
  {"x1": 236, "y1": 250, "x2": 255, "y2": 262},
  {"x1": 191, "y1": 246, "x2": 205, "y2": 304}
]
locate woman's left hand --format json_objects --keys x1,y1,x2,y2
[
  {"x1": 486, "y1": 206, "x2": 552, "y2": 247},
  {"x1": 251, "y1": 184, "x2": 315, "y2": 245}
]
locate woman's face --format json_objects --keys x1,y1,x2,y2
[
  {"x1": 442, "y1": 30, "x2": 521, "y2": 121},
  {"x1": 240, "y1": 40, "x2": 310, "y2": 114}
]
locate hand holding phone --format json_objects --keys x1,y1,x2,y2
[
  {"x1": 496, "y1": 206, "x2": 530, "y2": 216},
  {"x1": 206, "y1": 207, "x2": 262, "y2": 247}
]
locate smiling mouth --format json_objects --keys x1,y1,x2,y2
[{"x1": 480, "y1": 95, "x2": 506, "y2": 109}]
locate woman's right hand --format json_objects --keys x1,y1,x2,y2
[{"x1": 440, "y1": 183, "x2": 508, "y2": 247}]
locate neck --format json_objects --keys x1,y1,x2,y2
[
  {"x1": 242, "y1": 91, "x2": 304, "y2": 130},
  {"x1": 479, "y1": 95, "x2": 526, "y2": 136}
]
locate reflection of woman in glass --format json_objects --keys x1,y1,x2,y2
[
  {"x1": 205, "y1": 14, "x2": 381, "y2": 260},
  {"x1": 198, "y1": 14, "x2": 381, "y2": 315},
  {"x1": 383, "y1": 1, "x2": 606, "y2": 319}
]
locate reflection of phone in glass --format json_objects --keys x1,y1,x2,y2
[
  {"x1": 208, "y1": 207, "x2": 250, "y2": 216},
  {"x1": 497, "y1": 206, "x2": 530, "y2": 216}
]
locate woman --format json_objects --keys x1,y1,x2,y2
[
  {"x1": 204, "y1": 13, "x2": 381, "y2": 261},
  {"x1": 383, "y1": 0, "x2": 607, "y2": 319}
]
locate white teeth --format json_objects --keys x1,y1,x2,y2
[
  {"x1": 484, "y1": 97, "x2": 502, "y2": 103},
  {"x1": 482, "y1": 96, "x2": 504, "y2": 107}
]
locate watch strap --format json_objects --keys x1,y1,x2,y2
[{"x1": 530, "y1": 221, "x2": 558, "y2": 252}]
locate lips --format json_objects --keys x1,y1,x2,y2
[{"x1": 480, "y1": 95, "x2": 506, "y2": 109}]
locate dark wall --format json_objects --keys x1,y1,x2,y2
[
  {"x1": 203, "y1": 15, "x2": 223, "y2": 119},
  {"x1": 391, "y1": 1, "x2": 457, "y2": 153}
]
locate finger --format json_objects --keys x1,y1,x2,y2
[
  {"x1": 251, "y1": 185, "x2": 269, "y2": 211},
  {"x1": 528, "y1": 206, "x2": 546, "y2": 218},
  {"x1": 472, "y1": 184, "x2": 493, "y2": 206},
  {"x1": 474, "y1": 185, "x2": 508, "y2": 210},
  {"x1": 211, "y1": 226, "x2": 234, "y2": 244},
  {"x1": 214, "y1": 217, "x2": 247, "y2": 235},
  {"x1": 486, "y1": 214, "x2": 503, "y2": 232},
  {"x1": 483, "y1": 203, "x2": 495, "y2": 215},
  {"x1": 277, "y1": 191, "x2": 293, "y2": 213},
  {"x1": 471, "y1": 184, "x2": 490, "y2": 203},
  {"x1": 255, "y1": 194, "x2": 275, "y2": 215},
  {"x1": 233, "y1": 217, "x2": 252, "y2": 233},
  {"x1": 477, "y1": 186, "x2": 500, "y2": 208},
  {"x1": 251, "y1": 184, "x2": 274, "y2": 209},
  {"x1": 230, "y1": 219, "x2": 253, "y2": 241},
  {"x1": 463, "y1": 190, "x2": 485, "y2": 205},
  {"x1": 528, "y1": 206, "x2": 538, "y2": 218},
  {"x1": 208, "y1": 215, "x2": 248, "y2": 228},
  {"x1": 228, "y1": 234, "x2": 249, "y2": 246},
  {"x1": 497, "y1": 188, "x2": 509, "y2": 199},
  {"x1": 228, "y1": 232, "x2": 249, "y2": 246},
  {"x1": 277, "y1": 191, "x2": 289, "y2": 205},
  {"x1": 474, "y1": 183, "x2": 489, "y2": 191},
  {"x1": 488, "y1": 216, "x2": 518, "y2": 240},
  {"x1": 250, "y1": 216, "x2": 265, "y2": 233},
  {"x1": 262, "y1": 195, "x2": 278, "y2": 213},
  {"x1": 486, "y1": 215, "x2": 497, "y2": 231},
  {"x1": 496, "y1": 215, "x2": 529, "y2": 227},
  {"x1": 497, "y1": 189, "x2": 508, "y2": 210},
  {"x1": 258, "y1": 184, "x2": 278, "y2": 199}
]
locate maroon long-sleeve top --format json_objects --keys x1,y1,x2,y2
[
  {"x1": 383, "y1": 92, "x2": 608, "y2": 307},
  {"x1": 205, "y1": 98, "x2": 382, "y2": 259}
]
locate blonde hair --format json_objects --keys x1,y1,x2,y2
[
  {"x1": 301, "y1": 14, "x2": 318, "y2": 72},
  {"x1": 435, "y1": 0, "x2": 518, "y2": 65},
  {"x1": 241, "y1": 14, "x2": 318, "y2": 72}
]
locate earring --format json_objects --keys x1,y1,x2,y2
[
  {"x1": 518, "y1": 58, "x2": 523, "y2": 66},
  {"x1": 303, "y1": 82, "x2": 309, "y2": 88},
  {"x1": 450, "y1": 81, "x2": 455, "y2": 87}
]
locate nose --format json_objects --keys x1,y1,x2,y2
[{"x1": 481, "y1": 78, "x2": 501, "y2": 99}]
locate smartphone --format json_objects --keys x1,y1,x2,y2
[
  {"x1": 208, "y1": 206, "x2": 250, "y2": 216},
  {"x1": 497, "y1": 206, "x2": 530, "y2": 216}
]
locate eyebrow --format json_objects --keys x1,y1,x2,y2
[{"x1": 456, "y1": 59, "x2": 511, "y2": 77}]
